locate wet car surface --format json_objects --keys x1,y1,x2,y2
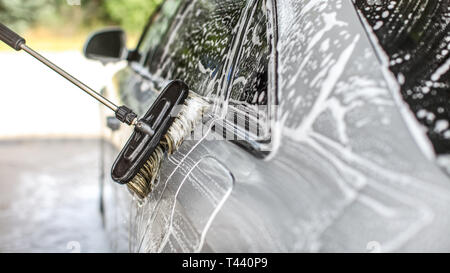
[{"x1": 92, "y1": 0, "x2": 450, "y2": 252}]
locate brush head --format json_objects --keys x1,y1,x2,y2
[
  {"x1": 110, "y1": 80, "x2": 189, "y2": 186},
  {"x1": 124, "y1": 91, "x2": 209, "y2": 199}
]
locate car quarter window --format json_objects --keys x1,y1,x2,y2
[
  {"x1": 225, "y1": 0, "x2": 273, "y2": 145},
  {"x1": 229, "y1": 0, "x2": 270, "y2": 107}
]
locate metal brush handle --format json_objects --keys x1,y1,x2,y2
[{"x1": 0, "y1": 22, "x2": 139, "y2": 126}]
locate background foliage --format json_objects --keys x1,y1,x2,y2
[
  {"x1": 0, "y1": 0, "x2": 163, "y2": 34},
  {"x1": 104, "y1": 0, "x2": 163, "y2": 32}
]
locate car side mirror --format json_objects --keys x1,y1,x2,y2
[{"x1": 83, "y1": 28, "x2": 127, "y2": 63}]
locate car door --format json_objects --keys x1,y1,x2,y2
[
  {"x1": 100, "y1": 0, "x2": 450, "y2": 253},
  {"x1": 100, "y1": 0, "x2": 277, "y2": 252}
]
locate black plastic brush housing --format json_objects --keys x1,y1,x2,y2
[{"x1": 111, "y1": 80, "x2": 189, "y2": 184}]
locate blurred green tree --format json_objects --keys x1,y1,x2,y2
[
  {"x1": 0, "y1": 0, "x2": 163, "y2": 34},
  {"x1": 0, "y1": 0, "x2": 57, "y2": 31},
  {"x1": 103, "y1": 0, "x2": 163, "y2": 33}
]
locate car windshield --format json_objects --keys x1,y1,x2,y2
[{"x1": 354, "y1": 0, "x2": 450, "y2": 154}]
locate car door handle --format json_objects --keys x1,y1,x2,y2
[{"x1": 106, "y1": 116, "x2": 121, "y2": 131}]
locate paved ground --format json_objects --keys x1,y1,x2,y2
[
  {"x1": 0, "y1": 139, "x2": 111, "y2": 253},
  {"x1": 0, "y1": 51, "x2": 119, "y2": 252}
]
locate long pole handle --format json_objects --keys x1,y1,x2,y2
[
  {"x1": 0, "y1": 22, "x2": 118, "y2": 112},
  {"x1": 0, "y1": 22, "x2": 139, "y2": 126},
  {"x1": 20, "y1": 44, "x2": 119, "y2": 112}
]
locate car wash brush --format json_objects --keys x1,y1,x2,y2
[
  {"x1": 112, "y1": 90, "x2": 209, "y2": 199},
  {"x1": 0, "y1": 22, "x2": 208, "y2": 199}
]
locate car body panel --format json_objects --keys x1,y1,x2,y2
[{"x1": 100, "y1": 0, "x2": 450, "y2": 252}]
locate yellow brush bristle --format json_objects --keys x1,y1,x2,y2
[
  {"x1": 127, "y1": 145, "x2": 164, "y2": 199},
  {"x1": 127, "y1": 92, "x2": 208, "y2": 199}
]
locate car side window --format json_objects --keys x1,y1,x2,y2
[
  {"x1": 142, "y1": 0, "x2": 276, "y2": 156},
  {"x1": 137, "y1": 0, "x2": 182, "y2": 65},
  {"x1": 146, "y1": 0, "x2": 246, "y2": 96}
]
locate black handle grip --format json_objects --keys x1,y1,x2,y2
[{"x1": 0, "y1": 23, "x2": 25, "y2": 51}]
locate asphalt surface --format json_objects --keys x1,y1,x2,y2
[{"x1": 0, "y1": 139, "x2": 111, "y2": 253}]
